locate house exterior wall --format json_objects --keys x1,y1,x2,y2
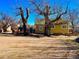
[
  {"x1": 50, "y1": 24, "x2": 70, "y2": 34},
  {"x1": 35, "y1": 20, "x2": 73, "y2": 34},
  {"x1": 74, "y1": 27, "x2": 79, "y2": 32},
  {"x1": 35, "y1": 24, "x2": 71, "y2": 34},
  {"x1": 35, "y1": 25, "x2": 44, "y2": 33}
]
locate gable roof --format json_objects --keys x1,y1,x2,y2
[
  {"x1": 35, "y1": 18, "x2": 69, "y2": 25},
  {"x1": 51, "y1": 19, "x2": 68, "y2": 25},
  {"x1": 35, "y1": 19, "x2": 45, "y2": 25}
]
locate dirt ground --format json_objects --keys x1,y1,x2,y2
[{"x1": 0, "y1": 34, "x2": 78, "y2": 59}]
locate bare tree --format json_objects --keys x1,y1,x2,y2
[
  {"x1": 68, "y1": 10, "x2": 79, "y2": 33},
  {"x1": 18, "y1": 7, "x2": 29, "y2": 35},
  {"x1": 30, "y1": 0, "x2": 68, "y2": 36},
  {"x1": 0, "y1": 13, "x2": 17, "y2": 32}
]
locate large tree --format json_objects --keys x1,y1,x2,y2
[
  {"x1": 30, "y1": 0, "x2": 68, "y2": 36},
  {"x1": 18, "y1": 7, "x2": 29, "y2": 35}
]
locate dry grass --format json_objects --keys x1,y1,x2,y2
[{"x1": 0, "y1": 35, "x2": 78, "y2": 59}]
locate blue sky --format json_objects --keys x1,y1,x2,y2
[{"x1": 0, "y1": 0, "x2": 79, "y2": 25}]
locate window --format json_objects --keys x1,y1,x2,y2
[
  {"x1": 51, "y1": 25, "x2": 55, "y2": 28},
  {"x1": 39, "y1": 25, "x2": 43, "y2": 30},
  {"x1": 62, "y1": 24, "x2": 67, "y2": 28}
]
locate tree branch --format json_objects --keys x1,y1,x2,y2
[
  {"x1": 30, "y1": 0, "x2": 43, "y2": 15},
  {"x1": 26, "y1": 8, "x2": 29, "y2": 19},
  {"x1": 55, "y1": 5, "x2": 68, "y2": 21},
  {"x1": 19, "y1": 7, "x2": 26, "y2": 23}
]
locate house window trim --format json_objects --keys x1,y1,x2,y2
[
  {"x1": 61, "y1": 24, "x2": 67, "y2": 28},
  {"x1": 51, "y1": 25, "x2": 55, "y2": 28}
]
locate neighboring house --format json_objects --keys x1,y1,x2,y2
[
  {"x1": 51, "y1": 19, "x2": 73, "y2": 34},
  {"x1": 35, "y1": 19, "x2": 45, "y2": 33},
  {"x1": 35, "y1": 19, "x2": 73, "y2": 34},
  {"x1": 74, "y1": 24, "x2": 79, "y2": 32},
  {"x1": 7, "y1": 25, "x2": 12, "y2": 33}
]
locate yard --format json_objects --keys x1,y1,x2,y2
[{"x1": 0, "y1": 34, "x2": 78, "y2": 59}]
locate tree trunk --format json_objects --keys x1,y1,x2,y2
[
  {"x1": 23, "y1": 23, "x2": 27, "y2": 36},
  {"x1": 19, "y1": 7, "x2": 28, "y2": 36},
  {"x1": 71, "y1": 21, "x2": 74, "y2": 34},
  {"x1": 44, "y1": 15, "x2": 51, "y2": 36}
]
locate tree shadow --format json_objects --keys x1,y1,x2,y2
[{"x1": 15, "y1": 33, "x2": 45, "y2": 38}]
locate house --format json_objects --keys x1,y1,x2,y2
[
  {"x1": 51, "y1": 19, "x2": 73, "y2": 34},
  {"x1": 35, "y1": 19, "x2": 45, "y2": 33},
  {"x1": 74, "y1": 24, "x2": 79, "y2": 33},
  {"x1": 35, "y1": 19, "x2": 73, "y2": 34},
  {"x1": 6, "y1": 25, "x2": 12, "y2": 33}
]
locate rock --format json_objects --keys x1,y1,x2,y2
[{"x1": 75, "y1": 37, "x2": 79, "y2": 43}]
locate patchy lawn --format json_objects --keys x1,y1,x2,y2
[{"x1": 0, "y1": 35, "x2": 78, "y2": 59}]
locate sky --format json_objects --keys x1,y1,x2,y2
[{"x1": 0, "y1": 0, "x2": 79, "y2": 25}]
